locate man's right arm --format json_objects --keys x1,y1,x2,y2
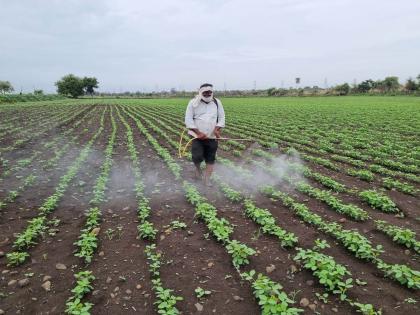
[
  {"x1": 185, "y1": 101, "x2": 207, "y2": 139},
  {"x1": 185, "y1": 101, "x2": 196, "y2": 129}
]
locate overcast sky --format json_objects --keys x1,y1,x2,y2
[{"x1": 1, "y1": 0, "x2": 419, "y2": 93}]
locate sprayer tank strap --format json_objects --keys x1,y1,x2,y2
[{"x1": 214, "y1": 98, "x2": 219, "y2": 123}]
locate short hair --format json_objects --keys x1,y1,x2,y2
[{"x1": 200, "y1": 83, "x2": 213, "y2": 89}]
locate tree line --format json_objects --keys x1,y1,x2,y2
[
  {"x1": 1, "y1": 74, "x2": 420, "y2": 99},
  {"x1": 0, "y1": 74, "x2": 99, "y2": 98}
]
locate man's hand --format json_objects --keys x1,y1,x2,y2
[
  {"x1": 190, "y1": 128, "x2": 207, "y2": 140},
  {"x1": 196, "y1": 131, "x2": 208, "y2": 140},
  {"x1": 214, "y1": 127, "x2": 222, "y2": 139}
]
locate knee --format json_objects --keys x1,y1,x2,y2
[{"x1": 192, "y1": 153, "x2": 204, "y2": 164}]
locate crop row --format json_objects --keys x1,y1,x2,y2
[
  {"x1": 125, "y1": 104, "x2": 418, "y2": 261},
  {"x1": 6, "y1": 107, "x2": 108, "y2": 266},
  {"x1": 0, "y1": 105, "x2": 88, "y2": 155},
  {"x1": 121, "y1": 105, "x2": 304, "y2": 314},
  {"x1": 133, "y1": 105, "x2": 420, "y2": 189},
  {"x1": 262, "y1": 186, "x2": 420, "y2": 290},
  {"x1": 132, "y1": 107, "x2": 380, "y2": 314},
  {"x1": 0, "y1": 107, "x2": 98, "y2": 212},
  {"x1": 211, "y1": 171, "x2": 381, "y2": 314},
  {"x1": 74, "y1": 107, "x2": 117, "y2": 264}
]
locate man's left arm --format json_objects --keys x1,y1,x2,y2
[{"x1": 214, "y1": 100, "x2": 225, "y2": 138}]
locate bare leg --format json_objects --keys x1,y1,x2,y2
[
  {"x1": 203, "y1": 163, "x2": 214, "y2": 186},
  {"x1": 194, "y1": 162, "x2": 202, "y2": 180}
]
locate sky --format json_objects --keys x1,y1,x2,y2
[{"x1": 1, "y1": 0, "x2": 419, "y2": 93}]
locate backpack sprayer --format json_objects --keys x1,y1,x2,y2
[{"x1": 178, "y1": 128, "x2": 253, "y2": 158}]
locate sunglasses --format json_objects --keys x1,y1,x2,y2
[{"x1": 202, "y1": 91, "x2": 213, "y2": 94}]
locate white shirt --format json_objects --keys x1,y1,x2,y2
[{"x1": 185, "y1": 97, "x2": 225, "y2": 139}]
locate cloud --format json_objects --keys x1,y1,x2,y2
[{"x1": 0, "y1": 0, "x2": 419, "y2": 92}]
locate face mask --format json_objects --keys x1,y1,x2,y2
[
  {"x1": 201, "y1": 95, "x2": 213, "y2": 102},
  {"x1": 199, "y1": 86, "x2": 214, "y2": 103}
]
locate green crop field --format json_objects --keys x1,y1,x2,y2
[{"x1": 0, "y1": 96, "x2": 419, "y2": 315}]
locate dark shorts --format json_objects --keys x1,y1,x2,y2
[{"x1": 191, "y1": 139, "x2": 218, "y2": 165}]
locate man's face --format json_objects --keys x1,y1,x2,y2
[{"x1": 202, "y1": 90, "x2": 212, "y2": 98}]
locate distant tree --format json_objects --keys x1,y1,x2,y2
[
  {"x1": 82, "y1": 77, "x2": 99, "y2": 96},
  {"x1": 382, "y1": 76, "x2": 400, "y2": 92},
  {"x1": 0, "y1": 81, "x2": 14, "y2": 94},
  {"x1": 405, "y1": 78, "x2": 417, "y2": 92},
  {"x1": 34, "y1": 89, "x2": 44, "y2": 95},
  {"x1": 278, "y1": 89, "x2": 288, "y2": 96},
  {"x1": 267, "y1": 87, "x2": 276, "y2": 96},
  {"x1": 56, "y1": 74, "x2": 99, "y2": 98},
  {"x1": 334, "y1": 83, "x2": 350, "y2": 95},
  {"x1": 55, "y1": 74, "x2": 85, "y2": 98},
  {"x1": 357, "y1": 79, "x2": 375, "y2": 93}
]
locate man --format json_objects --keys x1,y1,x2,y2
[{"x1": 185, "y1": 83, "x2": 225, "y2": 186}]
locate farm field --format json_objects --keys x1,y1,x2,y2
[{"x1": 0, "y1": 96, "x2": 419, "y2": 315}]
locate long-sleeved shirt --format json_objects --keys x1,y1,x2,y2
[{"x1": 185, "y1": 97, "x2": 225, "y2": 139}]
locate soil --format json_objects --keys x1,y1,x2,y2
[{"x1": 0, "y1": 104, "x2": 419, "y2": 315}]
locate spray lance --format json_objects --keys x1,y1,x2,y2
[{"x1": 178, "y1": 128, "x2": 253, "y2": 158}]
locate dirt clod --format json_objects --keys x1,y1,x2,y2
[
  {"x1": 300, "y1": 298, "x2": 310, "y2": 307},
  {"x1": 18, "y1": 278, "x2": 30, "y2": 287},
  {"x1": 91, "y1": 227, "x2": 101, "y2": 235},
  {"x1": 195, "y1": 303, "x2": 204, "y2": 312},
  {"x1": 7, "y1": 279, "x2": 17, "y2": 286},
  {"x1": 55, "y1": 263, "x2": 67, "y2": 270},
  {"x1": 41, "y1": 281, "x2": 51, "y2": 291},
  {"x1": 266, "y1": 264, "x2": 276, "y2": 273}
]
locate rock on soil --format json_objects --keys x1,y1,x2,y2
[
  {"x1": 18, "y1": 278, "x2": 30, "y2": 287},
  {"x1": 55, "y1": 263, "x2": 67, "y2": 270},
  {"x1": 8, "y1": 279, "x2": 17, "y2": 286},
  {"x1": 91, "y1": 227, "x2": 100, "y2": 236},
  {"x1": 42, "y1": 281, "x2": 51, "y2": 291},
  {"x1": 195, "y1": 303, "x2": 203, "y2": 312},
  {"x1": 300, "y1": 298, "x2": 310, "y2": 307},
  {"x1": 265, "y1": 264, "x2": 276, "y2": 273}
]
